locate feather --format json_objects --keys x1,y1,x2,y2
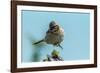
[{"x1": 34, "y1": 39, "x2": 44, "y2": 45}]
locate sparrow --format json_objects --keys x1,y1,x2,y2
[{"x1": 34, "y1": 21, "x2": 64, "y2": 49}]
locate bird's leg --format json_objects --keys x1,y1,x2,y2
[{"x1": 58, "y1": 44, "x2": 63, "y2": 50}]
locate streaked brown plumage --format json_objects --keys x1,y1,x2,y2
[{"x1": 34, "y1": 21, "x2": 64, "y2": 49}]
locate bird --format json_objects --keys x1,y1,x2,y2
[{"x1": 34, "y1": 21, "x2": 64, "y2": 49}]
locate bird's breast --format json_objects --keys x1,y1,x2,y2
[{"x1": 44, "y1": 31, "x2": 64, "y2": 45}]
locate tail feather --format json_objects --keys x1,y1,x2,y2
[{"x1": 34, "y1": 39, "x2": 44, "y2": 45}]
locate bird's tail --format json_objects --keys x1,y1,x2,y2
[{"x1": 34, "y1": 39, "x2": 44, "y2": 45}]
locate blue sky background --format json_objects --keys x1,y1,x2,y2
[{"x1": 21, "y1": 10, "x2": 90, "y2": 62}]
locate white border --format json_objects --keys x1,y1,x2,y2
[{"x1": 17, "y1": 5, "x2": 94, "y2": 68}]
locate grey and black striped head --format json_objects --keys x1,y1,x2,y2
[
  {"x1": 49, "y1": 21, "x2": 60, "y2": 32},
  {"x1": 49, "y1": 21, "x2": 57, "y2": 28}
]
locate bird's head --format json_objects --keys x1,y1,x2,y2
[
  {"x1": 49, "y1": 21, "x2": 60, "y2": 32},
  {"x1": 49, "y1": 21, "x2": 57, "y2": 28}
]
